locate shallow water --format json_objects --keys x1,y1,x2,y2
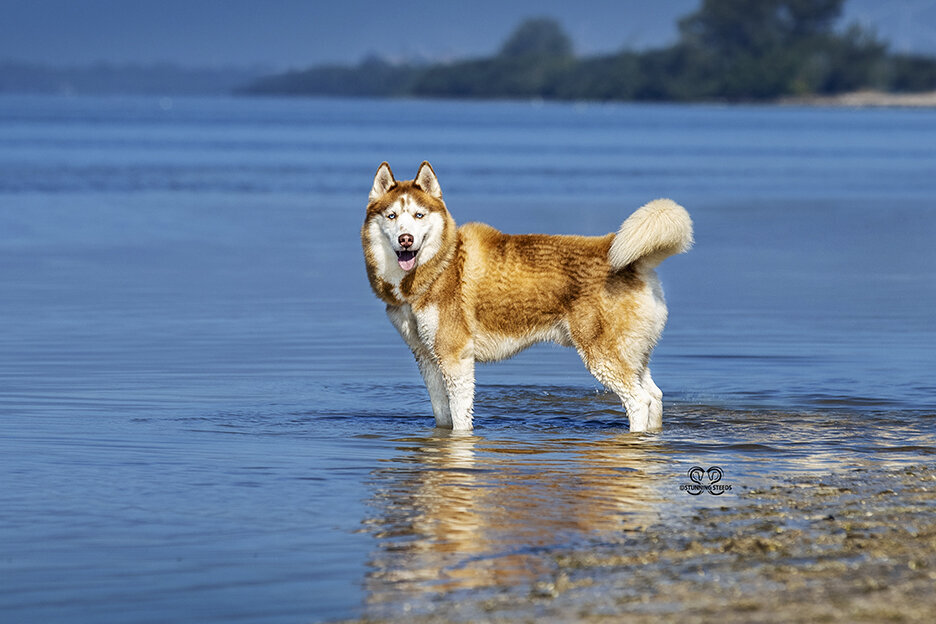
[{"x1": 1, "y1": 95, "x2": 935, "y2": 622}]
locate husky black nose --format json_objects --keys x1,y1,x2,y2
[{"x1": 398, "y1": 233, "x2": 414, "y2": 249}]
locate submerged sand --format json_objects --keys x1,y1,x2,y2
[{"x1": 348, "y1": 464, "x2": 936, "y2": 623}]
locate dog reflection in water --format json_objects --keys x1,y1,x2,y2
[{"x1": 363, "y1": 427, "x2": 663, "y2": 602}]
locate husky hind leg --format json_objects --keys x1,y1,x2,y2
[
  {"x1": 601, "y1": 371, "x2": 655, "y2": 433},
  {"x1": 641, "y1": 367, "x2": 664, "y2": 430},
  {"x1": 573, "y1": 344, "x2": 653, "y2": 432}
]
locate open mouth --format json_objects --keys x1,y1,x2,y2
[{"x1": 396, "y1": 249, "x2": 418, "y2": 271}]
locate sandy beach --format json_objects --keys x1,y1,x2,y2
[
  {"x1": 348, "y1": 464, "x2": 936, "y2": 623},
  {"x1": 783, "y1": 90, "x2": 936, "y2": 108}
]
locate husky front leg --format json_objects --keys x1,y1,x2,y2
[
  {"x1": 386, "y1": 304, "x2": 451, "y2": 426},
  {"x1": 412, "y1": 305, "x2": 475, "y2": 430},
  {"x1": 414, "y1": 353, "x2": 452, "y2": 428},
  {"x1": 438, "y1": 353, "x2": 475, "y2": 431}
]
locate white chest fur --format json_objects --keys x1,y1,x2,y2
[{"x1": 385, "y1": 303, "x2": 439, "y2": 356}]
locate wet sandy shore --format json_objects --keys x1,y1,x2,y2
[
  {"x1": 782, "y1": 89, "x2": 936, "y2": 107},
  {"x1": 348, "y1": 464, "x2": 936, "y2": 623}
]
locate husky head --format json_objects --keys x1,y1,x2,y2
[{"x1": 362, "y1": 161, "x2": 456, "y2": 299}]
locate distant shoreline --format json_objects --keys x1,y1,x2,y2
[
  {"x1": 4, "y1": 88, "x2": 936, "y2": 109},
  {"x1": 781, "y1": 89, "x2": 936, "y2": 108}
]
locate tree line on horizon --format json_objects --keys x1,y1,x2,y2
[{"x1": 242, "y1": 0, "x2": 936, "y2": 102}]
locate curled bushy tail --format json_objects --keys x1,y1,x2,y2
[{"x1": 608, "y1": 199, "x2": 693, "y2": 270}]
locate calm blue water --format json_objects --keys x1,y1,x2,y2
[{"x1": 1, "y1": 95, "x2": 935, "y2": 622}]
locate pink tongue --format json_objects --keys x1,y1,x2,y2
[{"x1": 398, "y1": 256, "x2": 417, "y2": 271}]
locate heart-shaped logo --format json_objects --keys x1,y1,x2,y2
[{"x1": 681, "y1": 465, "x2": 731, "y2": 495}]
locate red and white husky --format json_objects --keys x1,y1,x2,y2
[{"x1": 362, "y1": 161, "x2": 692, "y2": 432}]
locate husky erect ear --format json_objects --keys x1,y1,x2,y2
[
  {"x1": 414, "y1": 161, "x2": 442, "y2": 199},
  {"x1": 369, "y1": 162, "x2": 396, "y2": 202}
]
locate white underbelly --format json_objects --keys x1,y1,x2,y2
[{"x1": 473, "y1": 322, "x2": 573, "y2": 363}]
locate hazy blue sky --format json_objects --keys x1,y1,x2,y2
[{"x1": 2, "y1": 0, "x2": 936, "y2": 70}]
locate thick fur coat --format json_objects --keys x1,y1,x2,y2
[{"x1": 362, "y1": 161, "x2": 692, "y2": 432}]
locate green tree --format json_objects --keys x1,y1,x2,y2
[
  {"x1": 671, "y1": 0, "x2": 886, "y2": 99},
  {"x1": 678, "y1": 0, "x2": 844, "y2": 55},
  {"x1": 498, "y1": 18, "x2": 574, "y2": 59},
  {"x1": 410, "y1": 18, "x2": 576, "y2": 99}
]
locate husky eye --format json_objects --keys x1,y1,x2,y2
[
  {"x1": 414, "y1": 212, "x2": 425, "y2": 219},
  {"x1": 386, "y1": 212, "x2": 397, "y2": 220}
]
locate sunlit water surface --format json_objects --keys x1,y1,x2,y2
[{"x1": 1, "y1": 95, "x2": 934, "y2": 622}]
